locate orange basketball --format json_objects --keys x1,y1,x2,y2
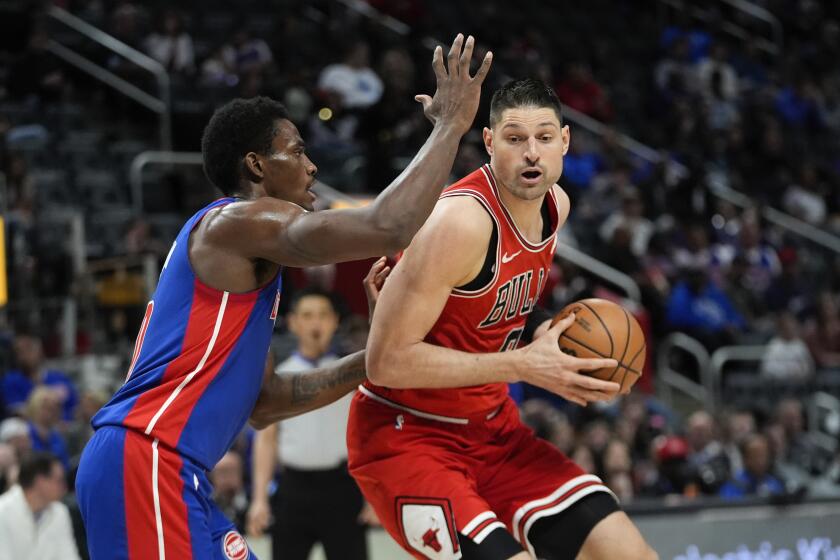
[{"x1": 550, "y1": 298, "x2": 645, "y2": 393}]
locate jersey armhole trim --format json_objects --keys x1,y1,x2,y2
[{"x1": 440, "y1": 191, "x2": 502, "y2": 298}]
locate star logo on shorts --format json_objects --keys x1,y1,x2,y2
[{"x1": 422, "y1": 527, "x2": 442, "y2": 552}]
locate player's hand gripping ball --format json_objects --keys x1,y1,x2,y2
[{"x1": 551, "y1": 299, "x2": 645, "y2": 394}]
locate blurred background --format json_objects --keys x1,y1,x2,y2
[{"x1": 1, "y1": 0, "x2": 839, "y2": 558}]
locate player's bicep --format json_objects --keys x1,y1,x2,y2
[
  {"x1": 206, "y1": 198, "x2": 398, "y2": 268},
  {"x1": 367, "y1": 198, "x2": 491, "y2": 372}
]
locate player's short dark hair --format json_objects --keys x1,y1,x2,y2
[
  {"x1": 18, "y1": 451, "x2": 61, "y2": 489},
  {"x1": 289, "y1": 287, "x2": 339, "y2": 314},
  {"x1": 489, "y1": 78, "x2": 563, "y2": 128},
  {"x1": 201, "y1": 96, "x2": 290, "y2": 196}
]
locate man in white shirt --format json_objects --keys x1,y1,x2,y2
[
  {"x1": 247, "y1": 288, "x2": 369, "y2": 559},
  {"x1": 0, "y1": 451, "x2": 80, "y2": 560},
  {"x1": 318, "y1": 40, "x2": 384, "y2": 110}
]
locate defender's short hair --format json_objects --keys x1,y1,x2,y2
[{"x1": 201, "y1": 97, "x2": 290, "y2": 196}]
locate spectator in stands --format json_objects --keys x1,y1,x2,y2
[
  {"x1": 560, "y1": 136, "x2": 605, "y2": 191},
  {"x1": 0, "y1": 418, "x2": 31, "y2": 461},
  {"x1": 721, "y1": 409, "x2": 756, "y2": 477},
  {"x1": 318, "y1": 39, "x2": 384, "y2": 111},
  {"x1": 210, "y1": 451, "x2": 248, "y2": 533},
  {"x1": 25, "y1": 388, "x2": 69, "y2": 470},
  {"x1": 222, "y1": 29, "x2": 273, "y2": 78},
  {"x1": 144, "y1": 9, "x2": 195, "y2": 75},
  {"x1": 685, "y1": 411, "x2": 730, "y2": 494},
  {"x1": 201, "y1": 45, "x2": 239, "y2": 87},
  {"x1": 0, "y1": 451, "x2": 80, "y2": 560},
  {"x1": 775, "y1": 77, "x2": 821, "y2": 129},
  {"x1": 655, "y1": 37, "x2": 699, "y2": 104},
  {"x1": 570, "y1": 444, "x2": 596, "y2": 475},
  {"x1": 760, "y1": 312, "x2": 815, "y2": 380},
  {"x1": 724, "y1": 255, "x2": 768, "y2": 327},
  {"x1": 804, "y1": 292, "x2": 840, "y2": 368},
  {"x1": 696, "y1": 43, "x2": 738, "y2": 103},
  {"x1": 64, "y1": 390, "x2": 107, "y2": 461},
  {"x1": 666, "y1": 265, "x2": 745, "y2": 349},
  {"x1": 602, "y1": 439, "x2": 633, "y2": 481},
  {"x1": 521, "y1": 399, "x2": 574, "y2": 455},
  {"x1": 783, "y1": 162, "x2": 827, "y2": 226},
  {"x1": 639, "y1": 435, "x2": 696, "y2": 498},
  {"x1": 765, "y1": 247, "x2": 810, "y2": 315},
  {"x1": 598, "y1": 189, "x2": 654, "y2": 257},
  {"x1": 1, "y1": 333, "x2": 78, "y2": 422},
  {"x1": 776, "y1": 398, "x2": 821, "y2": 474},
  {"x1": 555, "y1": 60, "x2": 613, "y2": 121},
  {"x1": 0, "y1": 443, "x2": 15, "y2": 493},
  {"x1": 719, "y1": 434, "x2": 785, "y2": 499},
  {"x1": 734, "y1": 220, "x2": 782, "y2": 296}
]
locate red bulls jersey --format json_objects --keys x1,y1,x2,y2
[{"x1": 364, "y1": 164, "x2": 560, "y2": 417}]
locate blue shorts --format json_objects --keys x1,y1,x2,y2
[{"x1": 76, "y1": 426, "x2": 257, "y2": 560}]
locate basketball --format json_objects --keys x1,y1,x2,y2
[{"x1": 551, "y1": 298, "x2": 645, "y2": 393}]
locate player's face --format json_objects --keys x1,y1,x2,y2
[
  {"x1": 260, "y1": 119, "x2": 318, "y2": 211},
  {"x1": 288, "y1": 296, "x2": 339, "y2": 355},
  {"x1": 483, "y1": 107, "x2": 569, "y2": 201}
]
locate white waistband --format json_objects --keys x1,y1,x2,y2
[{"x1": 358, "y1": 385, "x2": 501, "y2": 425}]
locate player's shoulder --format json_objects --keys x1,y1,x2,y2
[
  {"x1": 551, "y1": 183, "x2": 571, "y2": 226},
  {"x1": 427, "y1": 195, "x2": 493, "y2": 243},
  {"x1": 198, "y1": 197, "x2": 303, "y2": 243}
]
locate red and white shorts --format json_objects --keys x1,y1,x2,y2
[{"x1": 347, "y1": 388, "x2": 615, "y2": 559}]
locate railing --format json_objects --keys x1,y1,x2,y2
[
  {"x1": 554, "y1": 243, "x2": 642, "y2": 302},
  {"x1": 708, "y1": 177, "x2": 840, "y2": 255},
  {"x1": 656, "y1": 333, "x2": 713, "y2": 411},
  {"x1": 46, "y1": 5, "x2": 171, "y2": 151},
  {"x1": 129, "y1": 151, "x2": 204, "y2": 213},
  {"x1": 708, "y1": 344, "x2": 767, "y2": 409},
  {"x1": 656, "y1": 0, "x2": 782, "y2": 56},
  {"x1": 719, "y1": 0, "x2": 784, "y2": 53}
]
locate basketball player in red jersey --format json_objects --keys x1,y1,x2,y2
[{"x1": 348, "y1": 79, "x2": 657, "y2": 559}]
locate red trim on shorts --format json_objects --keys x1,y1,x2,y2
[{"x1": 123, "y1": 431, "x2": 193, "y2": 559}]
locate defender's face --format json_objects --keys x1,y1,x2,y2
[
  {"x1": 483, "y1": 107, "x2": 569, "y2": 201},
  {"x1": 260, "y1": 119, "x2": 318, "y2": 211}
]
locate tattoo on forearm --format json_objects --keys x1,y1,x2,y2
[{"x1": 289, "y1": 360, "x2": 367, "y2": 405}]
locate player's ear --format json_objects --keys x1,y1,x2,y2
[
  {"x1": 243, "y1": 152, "x2": 264, "y2": 182},
  {"x1": 561, "y1": 125, "x2": 570, "y2": 156},
  {"x1": 483, "y1": 127, "x2": 493, "y2": 157}
]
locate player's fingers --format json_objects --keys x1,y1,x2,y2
[
  {"x1": 580, "y1": 389, "x2": 617, "y2": 402},
  {"x1": 431, "y1": 45, "x2": 446, "y2": 82},
  {"x1": 567, "y1": 393, "x2": 588, "y2": 407},
  {"x1": 459, "y1": 35, "x2": 475, "y2": 76},
  {"x1": 575, "y1": 374, "x2": 621, "y2": 394},
  {"x1": 548, "y1": 312, "x2": 575, "y2": 337},
  {"x1": 471, "y1": 51, "x2": 493, "y2": 83},
  {"x1": 414, "y1": 94, "x2": 433, "y2": 110},
  {"x1": 375, "y1": 266, "x2": 391, "y2": 284},
  {"x1": 570, "y1": 357, "x2": 617, "y2": 372},
  {"x1": 446, "y1": 33, "x2": 464, "y2": 77}
]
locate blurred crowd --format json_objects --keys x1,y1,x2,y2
[{"x1": 2, "y1": 0, "x2": 840, "y2": 557}]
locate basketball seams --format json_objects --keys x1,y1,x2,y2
[
  {"x1": 608, "y1": 309, "x2": 632, "y2": 383},
  {"x1": 578, "y1": 301, "x2": 614, "y2": 356},
  {"x1": 559, "y1": 334, "x2": 642, "y2": 374}
]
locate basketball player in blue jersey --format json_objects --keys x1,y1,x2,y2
[{"x1": 74, "y1": 34, "x2": 492, "y2": 560}]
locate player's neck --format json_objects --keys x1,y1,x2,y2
[{"x1": 495, "y1": 181, "x2": 545, "y2": 238}]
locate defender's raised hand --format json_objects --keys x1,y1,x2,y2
[{"x1": 415, "y1": 34, "x2": 493, "y2": 134}]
